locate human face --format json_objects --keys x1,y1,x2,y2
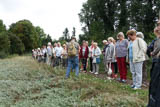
[
  {"x1": 118, "y1": 35, "x2": 124, "y2": 41},
  {"x1": 128, "y1": 34, "x2": 136, "y2": 41},
  {"x1": 83, "y1": 42, "x2": 86, "y2": 46}
]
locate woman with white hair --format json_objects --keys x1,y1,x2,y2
[
  {"x1": 136, "y1": 32, "x2": 148, "y2": 84},
  {"x1": 92, "y1": 42, "x2": 101, "y2": 75},
  {"x1": 115, "y1": 32, "x2": 128, "y2": 83},
  {"x1": 105, "y1": 37, "x2": 116, "y2": 79}
]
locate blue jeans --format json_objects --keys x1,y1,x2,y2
[{"x1": 66, "y1": 56, "x2": 79, "y2": 77}]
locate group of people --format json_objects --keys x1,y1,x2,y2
[{"x1": 32, "y1": 20, "x2": 160, "y2": 107}]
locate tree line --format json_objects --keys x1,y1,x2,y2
[
  {"x1": 78, "y1": 0, "x2": 160, "y2": 44},
  {"x1": 0, "y1": 19, "x2": 53, "y2": 58}
]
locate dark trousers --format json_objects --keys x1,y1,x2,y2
[
  {"x1": 148, "y1": 60, "x2": 160, "y2": 107},
  {"x1": 81, "y1": 58, "x2": 87, "y2": 71},
  {"x1": 55, "y1": 57, "x2": 61, "y2": 66},
  {"x1": 142, "y1": 61, "x2": 148, "y2": 82},
  {"x1": 89, "y1": 57, "x2": 93, "y2": 72},
  {"x1": 62, "y1": 58, "x2": 68, "y2": 67}
]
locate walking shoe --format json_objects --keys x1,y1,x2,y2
[
  {"x1": 94, "y1": 72, "x2": 99, "y2": 75},
  {"x1": 133, "y1": 87, "x2": 141, "y2": 90},
  {"x1": 121, "y1": 79, "x2": 127, "y2": 83},
  {"x1": 131, "y1": 85, "x2": 135, "y2": 88}
]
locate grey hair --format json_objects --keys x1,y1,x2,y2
[
  {"x1": 136, "y1": 32, "x2": 144, "y2": 39},
  {"x1": 117, "y1": 32, "x2": 125, "y2": 39}
]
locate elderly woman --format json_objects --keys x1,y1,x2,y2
[
  {"x1": 127, "y1": 30, "x2": 147, "y2": 90},
  {"x1": 115, "y1": 32, "x2": 128, "y2": 83},
  {"x1": 105, "y1": 37, "x2": 116, "y2": 78},
  {"x1": 92, "y1": 42, "x2": 101, "y2": 75},
  {"x1": 136, "y1": 32, "x2": 148, "y2": 84},
  {"x1": 79, "y1": 40, "x2": 89, "y2": 73}
]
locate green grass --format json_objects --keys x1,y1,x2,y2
[{"x1": 0, "y1": 56, "x2": 148, "y2": 107}]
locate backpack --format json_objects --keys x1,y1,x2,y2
[{"x1": 68, "y1": 42, "x2": 77, "y2": 57}]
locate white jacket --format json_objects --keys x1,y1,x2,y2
[{"x1": 128, "y1": 38, "x2": 147, "y2": 63}]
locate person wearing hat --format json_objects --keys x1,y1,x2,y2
[
  {"x1": 115, "y1": 32, "x2": 128, "y2": 83},
  {"x1": 66, "y1": 36, "x2": 80, "y2": 78},
  {"x1": 148, "y1": 20, "x2": 160, "y2": 107}
]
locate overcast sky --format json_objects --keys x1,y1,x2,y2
[{"x1": 0, "y1": 0, "x2": 86, "y2": 40}]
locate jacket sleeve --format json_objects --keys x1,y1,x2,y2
[
  {"x1": 152, "y1": 39, "x2": 160, "y2": 56},
  {"x1": 138, "y1": 38, "x2": 147, "y2": 54}
]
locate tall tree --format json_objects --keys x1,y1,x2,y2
[{"x1": 9, "y1": 20, "x2": 39, "y2": 52}]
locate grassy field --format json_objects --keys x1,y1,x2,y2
[{"x1": 0, "y1": 55, "x2": 148, "y2": 107}]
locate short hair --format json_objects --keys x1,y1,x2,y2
[
  {"x1": 117, "y1": 32, "x2": 124, "y2": 38},
  {"x1": 136, "y1": 32, "x2": 144, "y2": 39},
  {"x1": 93, "y1": 42, "x2": 98, "y2": 46},
  {"x1": 108, "y1": 37, "x2": 114, "y2": 42},
  {"x1": 126, "y1": 30, "x2": 136, "y2": 36},
  {"x1": 103, "y1": 40, "x2": 107, "y2": 43}
]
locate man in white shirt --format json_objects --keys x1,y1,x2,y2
[{"x1": 55, "y1": 42, "x2": 63, "y2": 66}]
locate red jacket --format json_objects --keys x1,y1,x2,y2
[{"x1": 79, "y1": 46, "x2": 89, "y2": 59}]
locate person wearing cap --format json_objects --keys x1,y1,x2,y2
[
  {"x1": 136, "y1": 32, "x2": 149, "y2": 84},
  {"x1": 115, "y1": 32, "x2": 128, "y2": 83},
  {"x1": 66, "y1": 36, "x2": 80, "y2": 78},
  {"x1": 148, "y1": 21, "x2": 160, "y2": 107},
  {"x1": 127, "y1": 30, "x2": 147, "y2": 90}
]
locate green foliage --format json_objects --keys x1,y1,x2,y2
[
  {"x1": 8, "y1": 33, "x2": 25, "y2": 55},
  {"x1": 79, "y1": 0, "x2": 160, "y2": 43},
  {"x1": 0, "y1": 32, "x2": 10, "y2": 58},
  {"x1": 9, "y1": 20, "x2": 39, "y2": 52}
]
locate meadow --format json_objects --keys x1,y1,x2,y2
[{"x1": 0, "y1": 55, "x2": 148, "y2": 107}]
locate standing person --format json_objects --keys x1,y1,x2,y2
[
  {"x1": 148, "y1": 22, "x2": 160, "y2": 107},
  {"x1": 127, "y1": 30, "x2": 147, "y2": 90},
  {"x1": 62, "y1": 44, "x2": 68, "y2": 68},
  {"x1": 37, "y1": 48, "x2": 42, "y2": 62},
  {"x1": 42, "y1": 45, "x2": 47, "y2": 63},
  {"x1": 102, "y1": 40, "x2": 109, "y2": 73},
  {"x1": 55, "y1": 42, "x2": 63, "y2": 67},
  {"x1": 47, "y1": 42, "x2": 53, "y2": 65},
  {"x1": 66, "y1": 36, "x2": 80, "y2": 78},
  {"x1": 136, "y1": 32, "x2": 149, "y2": 84},
  {"x1": 89, "y1": 41, "x2": 94, "y2": 73},
  {"x1": 105, "y1": 37, "x2": 116, "y2": 79},
  {"x1": 79, "y1": 40, "x2": 89, "y2": 73},
  {"x1": 92, "y1": 42, "x2": 101, "y2": 75},
  {"x1": 115, "y1": 32, "x2": 128, "y2": 83}
]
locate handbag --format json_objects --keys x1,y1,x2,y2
[
  {"x1": 96, "y1": 58, "x2": 100, "y2": 64},
  {"x1": 108, "y1": 62, "x2": 112, "y2": 76}
]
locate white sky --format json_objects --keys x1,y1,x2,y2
[{"x1": 0, "y1": 0, "x2": 86, "y2": 40}]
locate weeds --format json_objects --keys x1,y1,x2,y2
[{"x1": 0, "y1": 56, "x2": 148, "y2": 107}]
